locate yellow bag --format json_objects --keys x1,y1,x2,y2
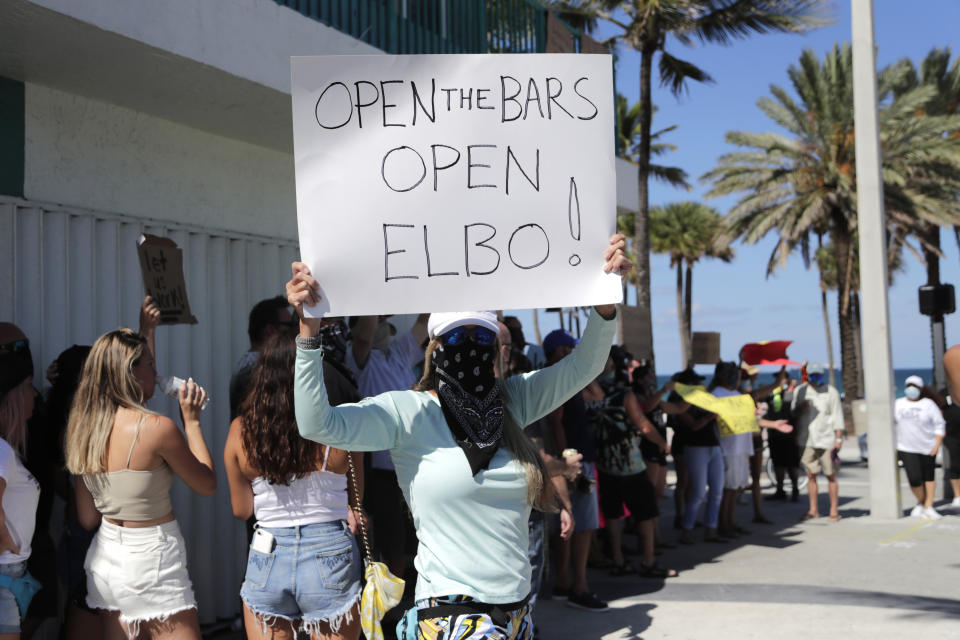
[
  {"x1": 360, "y1": 560, "x2": 406, "y2": 640},
  {"x1": 348, "y1": 455, "x2": 406, "y2": 640}
]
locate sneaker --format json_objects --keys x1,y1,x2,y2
[
  {"x1": 566, "y1": 591, "x2": 609, "y2": 612},
  {"x1": 951, "y1": 497, "x2": 960, "y2": 508},
  {"x1": 909, "y1": 504, "x2": 925, "y2": 518},
  {"x1": 922, "y1": 507, "x2": 942, "y2": 520}
]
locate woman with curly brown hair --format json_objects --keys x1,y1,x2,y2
[{"x1": 223, "y1": 333, "x2": 363, "y2": 640}]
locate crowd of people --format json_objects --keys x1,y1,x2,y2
[{"x1": 2, "y1": 233, "x2": 960, "y2": 640}]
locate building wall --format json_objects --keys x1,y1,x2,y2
[
  {"x1": 0, "y1": 196, "x2": 299, "y2": 624},
  {"x1": 24, "y1": 83, "x2": 299, "y2": 240},
  {"x1": 26, "y1": 0, "x2": 381, "y2": 93}
]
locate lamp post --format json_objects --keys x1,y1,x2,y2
[{"x1": 851, "y1": 0, "x2": 901, "y2": 519}]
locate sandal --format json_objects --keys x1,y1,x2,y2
[
  {"x1": 637, "y1": 562, "x2": 679, "y2": 578},
  {"x1": 828, "y1": 514, "x2": 841, "y2": 522},
  {"x1": 734, "y1": 526, "x2": 751, "y2": 535},
  {"x1": 800, "y1": 512, "x2": 819, "y2": 521},
  {"x1": 656, "y1": 540, "x2": 678, "y2": 549},
  {"x1": 609, "y1": 562, "x2": 635, "y2": 576}
]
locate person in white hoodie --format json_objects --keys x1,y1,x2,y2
[{"x1": 895, "y1": 375, "x2": 946, "y2": 519}]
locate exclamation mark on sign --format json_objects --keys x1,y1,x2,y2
[{"x1": 568, "y1": 177, "x2": 581, "y2": 266}]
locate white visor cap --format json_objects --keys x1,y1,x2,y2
[{"x1": 427, "y1": 311, "x2": 499, "y2": 340}]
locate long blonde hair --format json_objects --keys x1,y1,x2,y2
[
  {"x1": 65, "y1": 329, "x2": 154, "y2": 475},
  {"x1": 414, "y1": 338, "x2": 554, "y2": 512}
]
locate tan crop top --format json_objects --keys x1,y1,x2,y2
[{"x1": 83, "y1": 415, "x2": 174, "y2": 521}]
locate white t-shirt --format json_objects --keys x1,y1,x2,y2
[
  {"x1": 713, "y1": 387, "x2": 755, "y2": 456},
  {"x1": 0, "y1": 439, "x2": 40, "y2": 564},
  {"x1": 346, "y1": 331, "x2": 422, "y2": 469},
  {"x1": 895, "y1": 397, "x2": 945, "y2": 454}
]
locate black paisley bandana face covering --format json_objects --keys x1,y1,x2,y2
[{"x1": 433, "y1": 340, "x2": 504, "y2": 475}]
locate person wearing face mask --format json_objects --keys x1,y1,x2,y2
[
  {"x1": 895, "y1": 375, "x2": 946, "y2": 519},
  {"x1": 286, "y1": 235, "x2": 630, "y2": 639},
  {"x1": 791, "y1": 362, "x2": 844, "y2": 522}
]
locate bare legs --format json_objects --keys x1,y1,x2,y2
[{"x1": 806, "y1": 472, "x2": 839, "y2": 520}]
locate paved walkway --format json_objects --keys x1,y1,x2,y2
[{"x1": 534, "y1": 443, "x2": 960, "y2": 639}]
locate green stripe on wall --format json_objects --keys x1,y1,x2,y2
[{"x1": 0, "y1": 77, "x2": 25, "y2": 197}]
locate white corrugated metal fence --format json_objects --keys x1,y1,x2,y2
[{"x1": 0, "y1": 196, "x2": 299, "y2": 624}]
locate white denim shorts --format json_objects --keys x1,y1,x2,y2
[
  {"x1": 85, "y1": 520, "x2": 197, "y2": 638},
  {"x1": 723, "y1": 454, "x2": 750, "y2": 490}
]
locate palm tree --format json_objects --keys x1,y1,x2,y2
[
  {"x1": 888, "y1": 47, "x2": 960, "y2": 382},
  {"x1": 649, "y1": 202, "x2": 733, "y2": 367},
  {"x1": 704, "y1": 44, "x2": 960, "y2": 419},
  {"x1": 615, "y1": 94, "x2": 690, "y2": 190},
  {"x1": 553, "y1": 0, "x2": 825, "y2": 362}
]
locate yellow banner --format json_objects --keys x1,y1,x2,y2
[{"x1": 674, "y1": 384, "x2": 759, "y2": 436}]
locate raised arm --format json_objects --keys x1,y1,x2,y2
[
  {"x1": 288, "y1": 262, "x2": 406, "y2": 451},
  {"x1": 505, "y1": 308, "x2": 617, "y2": 427}
]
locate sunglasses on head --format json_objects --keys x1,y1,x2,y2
[
  {"x1": 441, "y1": 326, "x2": 497, "y2": 347},
  {"x1": 0, "y1": 339, "x2": 29, "y2": 354}
]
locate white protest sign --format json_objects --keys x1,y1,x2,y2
[{"x1": 291, "y1": 54, "x2": 620, "y2": 316}]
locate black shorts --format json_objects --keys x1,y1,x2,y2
[
  {"x1": 944, "y1": 436, "x2": 960, "y2": 480},
  {"x1": 597, "y1": 470, "x2": 659, "y2": 522},
  {"x1": 640, "y1": 438, "x2": 667, "y2": 466},
  {"x1": 899, "y1": 451, "x2": 936, "y2": 487}
]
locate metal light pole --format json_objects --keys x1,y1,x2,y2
[{"x1": 851, "y1": 0, "x2": 901, "y2": 519}]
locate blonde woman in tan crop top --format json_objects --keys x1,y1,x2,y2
[{"x1": 65, "y1": 329, "x2": 216, "y2": 640}]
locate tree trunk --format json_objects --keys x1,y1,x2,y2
[
  {"x1": 685, "y1": 262, "x2": 693, "y2": 343},
  {"x1": 832, "y1": 220, "x2": 859, "y2": 430},
  {"x1": 851, "y1": 291, "x2": 864, "y2": 395},
  {"x1": 675, "y1": 261, "x2": 691, "y2": 367},
  {"x1": 531, "y1": 307, "x2": 542, "y2": 346},
  {"x1": 633, "y1": 46, "x2": 655, "y2": 362},
  {"x1": 923, "y1": 223, "x2": 942, "y2": 285},
  {"x1": 821, "y1": 287, "x2": 837, "y2": 389},
  {"x1": 922, "y1": 223, "x2": 946, "y2": 388}
]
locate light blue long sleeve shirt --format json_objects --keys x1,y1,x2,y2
[{"x1": 294, "y1": 310, "x2": 616, "y2": 603}]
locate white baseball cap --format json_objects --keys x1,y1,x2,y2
[
  {"x1": 904, "y1": 375, "x2": 924, "y2": 389},
  {"x1": 427, "y1": 311, "x2": 499, "y2": 340}
]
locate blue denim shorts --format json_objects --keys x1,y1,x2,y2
[
  {"x1": 240, "y1": 520, "x2": 361, "y2": 634},
  {"x1": 0, "y1": 561, "x2": 27, "y2": 634}
]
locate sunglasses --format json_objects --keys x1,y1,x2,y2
[
  {"x1": 0, "y1": 339, "x2": 29, "y2": 354},
  {"x1": 441, "y1": 326, "x2": 497, "y2": 347}
]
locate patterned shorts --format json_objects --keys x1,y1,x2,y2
[{"x1": 405, "y1": 595, "x2": 534, "y2": 640}]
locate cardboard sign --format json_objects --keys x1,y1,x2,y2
[
  {"x1": 136, "y1": 234, "x2": 197, "y2": 325},
  {"x1": 290, "y1": 54, "x2": 620, "y2": 316},
  {"x1": 674, "y1": 384, "x2": 760, "y2": 435},
  {"x1": 691, "y1": 332, "x2": 721, "y2": 365}
]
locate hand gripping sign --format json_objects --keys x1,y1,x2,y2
[{"x1": 290, "y1": 54, "x2": 621, "y2": 316}]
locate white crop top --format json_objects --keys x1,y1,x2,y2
[{"x1": 251, "y1": 448, "x2": 349, "y2": 527}]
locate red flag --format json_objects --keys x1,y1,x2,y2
[{"x1": 739, "y1": 341, "x2": 798, "y2": 366}]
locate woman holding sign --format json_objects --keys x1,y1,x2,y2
[{"x1": 287, "y1": 235, "x2": 629, "y2": 640}]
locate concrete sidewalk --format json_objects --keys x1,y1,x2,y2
[{"x1": 534, "y1": 444, "x2": 960, "y2": 639}]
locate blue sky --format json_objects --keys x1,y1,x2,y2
[{"x1": 506, "y1": 0, "x2": 960, "y2": 375}]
